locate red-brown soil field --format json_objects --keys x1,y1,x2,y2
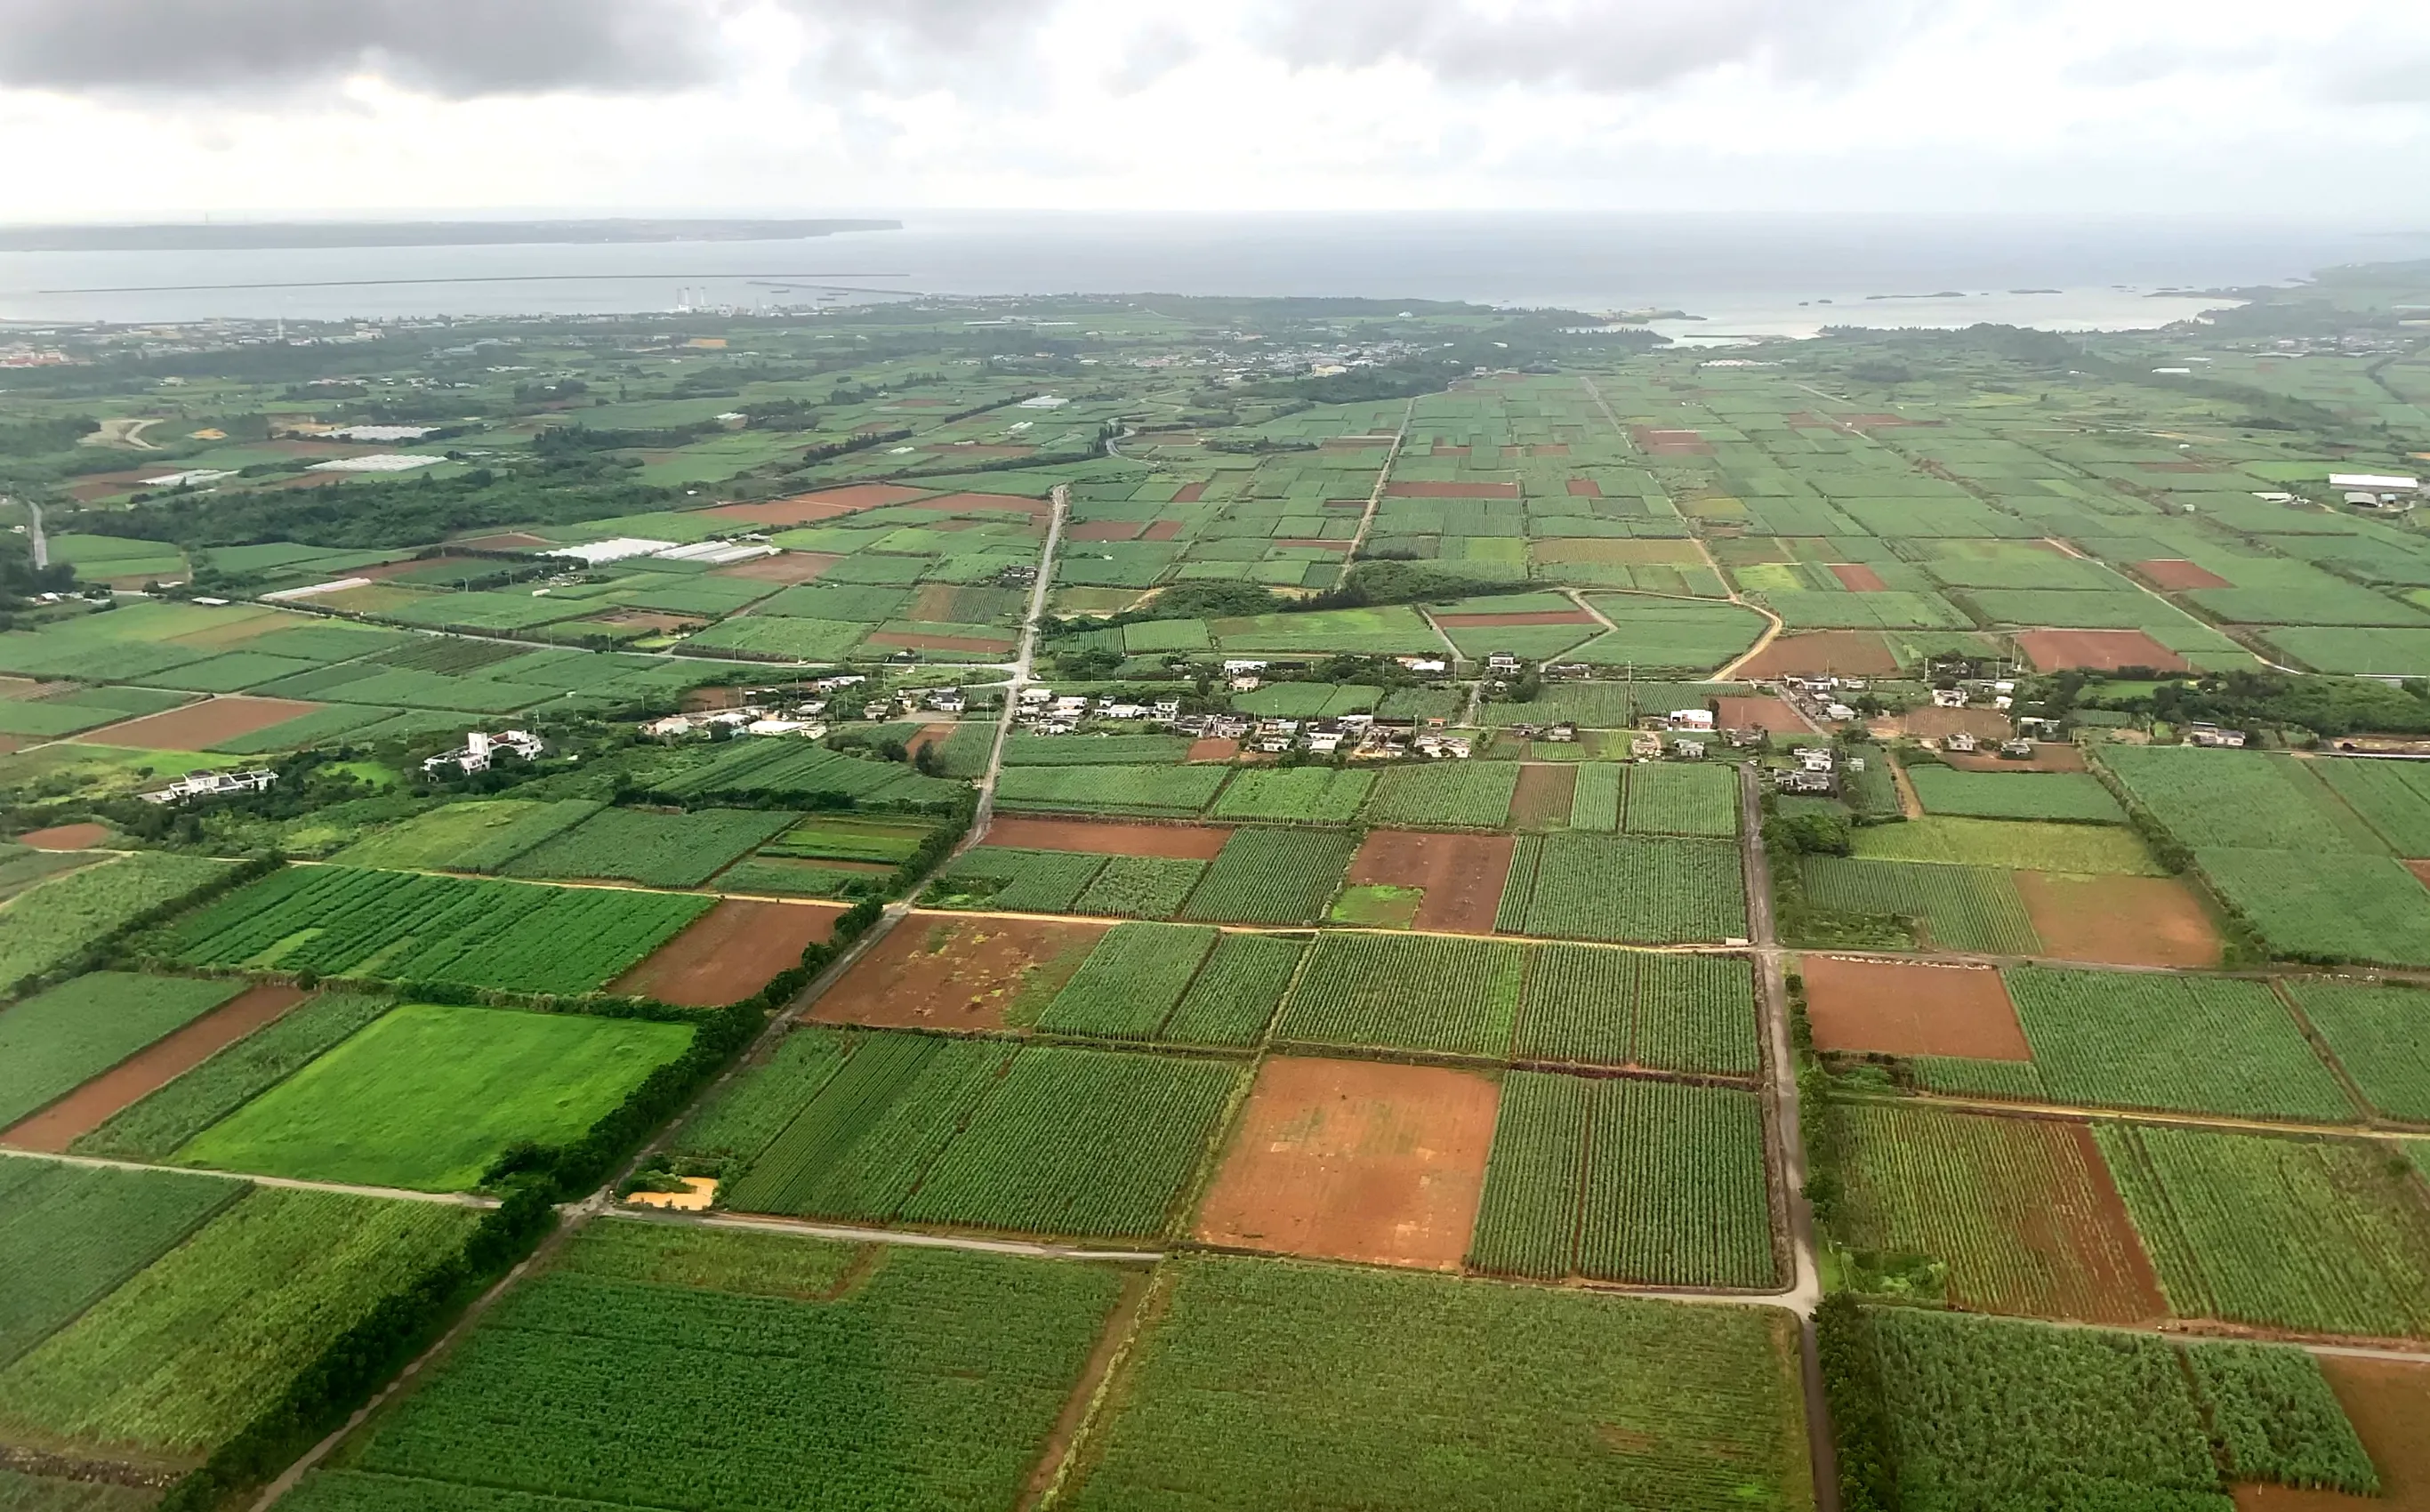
[
  {"x1": 712, "y1": 551, "x2": 841, "y2": 584},
  {"x1": 1066, "y1": 520, "x2": 1144, "y2": 542},
  {"x1": 907, "y1": 491, "x2": 1053, "y2": 517},
  {"x1": 1715, "y1": 696, "x2": 1812, "y2": 734},
  {"x1": 2016, "y1": 629, "x2": 2192, "y2": 673},
  {"x1": 17, "y1": 822, "x2": 113, "y2": 850},
  {"x1": 1801, "y1": 955, "x2": 2032, "y2": 1059},
  {"x1": 75, "y1": 696, "x2": 317, "y2": 750},
  {"x1": 613, "y1": 898, "x2": 844, "y2": 1008},
  {"x1": 1565, "y1": 478, "x2": 1603, "y2": 496},
  {"x1": 1734, "y1": 631, "x2": 1901, "y2": 678},
  {"x1": 1140, "y1": 519, "x2": 1186, "y2": 541},
  {"x1": 2134, "y1": 559, "x2": 2233, "y2": 591},
  {"x1": 984, "y1": 817, "x2": 1232, "y2": 859},
  {"x1": 1828, "y1": 563, "x2": 1890, "y2": 591},
  {"x1": 1384, "y1": 480, "x2": 1521, "y2": 499},
  {"x1": 809, "y1": 913, "x2": 1106, "y2": 1031},
  {"x1": 707, "y1": 484, "x2": 926, "y2": 525},
  {"x1": 1943, "y1": 743, "x2": 2088, "y2": 773},
  {"x1": 1, "y1": 984, "x2": 309, "y2": 1152},
  {"x1": 1897, "y1": 705, "x2": 2016, "y2": 743},
  {"x1": 1508, "y1": 766, "x2": 1577, "y2": 832},
  {"x1": 2015, "y1": 873, "x2": 2223, "y2": 969},
  {"x1": 1194, "y1": 1057, "x2": 1500, "y2": 1271},
  {"x1": 1169, "y1": 482, "x2": 1207, "y2": 503},
  {"x1": 2236, "y1": 1357, "x2": 2430, "y2": 1511},
  {"x1": 1346, "y1": 830, "x2": 1515, "y2": 934},
  {"x1": 1185, "y1": 737, "x2": 1240, "y2": 763}
]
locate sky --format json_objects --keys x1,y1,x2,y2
[{"x1": 0, "y1": 0, "x2": 2426, "y2": 221}]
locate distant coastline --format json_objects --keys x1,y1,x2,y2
[{"x1": 0, "y1": 219, "x2": 903, "y2": 253}]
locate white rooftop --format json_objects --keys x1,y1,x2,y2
[
  {"x1": 546, "y1": 537, "x2": 677, "y2": 566},
  {"x1": 307, "y1": 453, "x2": 444, "y2": 473},
  {"x1": 2329, "y1": 473, "x2": 2419, "y2": 491}
]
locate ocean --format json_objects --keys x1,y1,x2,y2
[{"x1": 0, "y1": 212, "x2": 2420, "y2": 334}]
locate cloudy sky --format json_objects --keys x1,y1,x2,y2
[{"x1": 0, "y1": 0, "x2": 2425, "y2": 221}]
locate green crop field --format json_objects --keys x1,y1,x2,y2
[
  {"x1": 1469, "y1": 1074, "x2": 1774, "y2": 1287},
  {"x1": 1001, "y1": 732, "x2": 1193, "y2": 765},
  {"x1": 670, "y1": 1026, "x2": 853, "y2": 1170},
  {"x1": 1071, "y1": 854, "x2": 1208, "y2": 918},
  {"x1": 1849, "y1": 816, "x2": 2163, "y2": 873},
  {"x1": 1512, "y1": 946, "x2": 1758, "y2": 1074},
  {"x1": 298, "y1": 1225, "x2": 1123, "y2": 1512},
  {"x1": 163, "y1": 865, "x2": 714, "y2": 994},
  {"x1": 500, "y1": 806, "x2": 795, "y2": 888},
  {"x1": 995, "y1": 763, "x2": 1227, "y2": 816},
  {"x1": 1275, "y1": 932, "x2": 1527, "y2": 1057},
  {"x1": 724, "y1": 1033, "x2": 1233, "y2": 1238},
  {"x1": 2003, "y1": 967, "x2": 2354, "y2": 1122},
  {"x1": 2096, "y1": 1123, "x2": 2430, "y2": 1338},
  {"x1": 1064, "y1": 1256, "x2": 1813, "y2": 1511},
  {"x1": 1363, "y1": 760, "x2": 1521, "y2": 828},
  {"x1": 72, "y1": 993, "x2": 393, "y2": 1163},
  {"x1": 2099, "y1": 746, "x2": 2383, "y2": 852},
  {"x1": 0, "y1": 973, "x2": 245, "y2": 1129},
  {"x1": 642, "y1": 739, "x2": 967, "y2": 809},
  {"x1": 930, "y1": 846, "x2": 1109, "y2": 913},
  {"x1": 1209, "y1": 767, "x2": 1374, "y2": 823},
  {"x1": 176, "y1": 1004, "x2": 694, "y2": 1192},
  {"x1": 1904, "y1": 765, "x2": 2128, "y2": 824},
  {"x1": 0, "y1": 1161, "x2": 242, "y2": 1371},
  {"x1": 332, "y1": 800, "x2": 603, "y2": 873},
  {"x1": 1178, "y1": 827, "x2": 1355, "y2": 924},
  {"x1": 1571, "y1": 596, "x2": 1770, "y2": 672},
  {"x1": 1799, "y1": 857, "x2": 2040, "y2": 953},
  {"x1": 1854, "y1": 1306, "x2": 2377, "y2": 1509},
  {"x1": 2284, "y1": 979, "x2": 2430, "y2": 1120},
  {"x1": 896, "y1": 1045, "x2": 1239, "y2": 1237},
  {"x1": 1036, "y1": 923, "x2": 1220, "y2": 1039},
  {"x1": 759, "y1": 813, "x2": 937, "y2": 865},
  {"x1": 1623, "y1": 762, "x2": 1740, "y2": 836},
  {"x1": 1568, "y1": 760, "x2": 1623, "y2": 830},
  {"x1": 1512, "y1": 832, "x2": 1746, "y2": 944},
  {"x1": 1163, "y1": 932, "x2": 1305, "y2": 1046},
  {"x1": 2194, "y1": 848, "x2": 2430, "y2": 966},
  {"x1": 0, "y1": 1187, "x2": 479, "y2": 1462},
  {"x1": 0, "y1": 854, "x2": 234, "y2": 996},
  {"x1": 1829, "y1": 1103, "x2": 2162, "y2": 1323},
  {"x1": 2307, "y1": 756, "x2": 2430, "y2": 856}
]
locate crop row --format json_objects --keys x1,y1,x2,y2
[
  {"x1": 502, "y1": 807, "x2": 794, "y2": 889},
  {"x1": 1513, "y1": 833, "x2": 1746, "y2": 945}
]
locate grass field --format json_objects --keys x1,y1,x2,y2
[
  {"x1": 0, "y1": 973, "x2": 244, "y2": 1129},
  {"x1": 303, "y1": 1224, "x2": 1124, "y2": 1512},
  {"x1": 0, "y1": 854, "x2": 234, "y2": 996},
  {"x1": 2004, "y1": 967, "x2": 2354, "y2": 1122},
  {"x1": 1849, "y1": 816, "x2": 2162, "y2": 874},
  {"x1": 2096, "y1": 1123, "x2": 2430, "y2": 1338},
  {"x1": 174, "y1": 1004, "x2": 695, "y2": 1192},
  {"x1": 164, "y1": 865, "x2": 713, "y2": 994},
  {"x1": 332, "y1": 800, "x2": 603, "y2": 873},
  {"x1": 1065, "y1": 1256, "x2": 1813, "y2": 1511},
  {"x1": 2099, "y1": 746, "x2": 2384, "y2": 852},
  {"x1": 1903, "y1": 765, "x2": 2128, "y2": 824},
  {"x1": 0, "y1": 1187, "x2": 479, "y2": 1463}
]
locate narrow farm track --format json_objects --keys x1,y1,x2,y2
[
  {"x1": 1737, "y1": 763, "x2": 1841, "y2": 1512},
  {"x1": 1335, "y1": 398, "x2": 1415, "y2": 583},
  {"x1": 1839, "y1": 1089, "x2": 2388, "y2": 1142},
  {"x1": 0, "y1": 1145, "x2": 499, "y2": 1208},
  {"x1": 612, "y1": 1206, "x2": 1163, "y2": 1263},
  {"x1": 966, "y1": 481, "x2": 1069, "y2": 852}
]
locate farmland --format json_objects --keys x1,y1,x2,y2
[
  {"x1": 0, "y1": 1162, "x2": 244, "y2": 1370},
  {"x1": 1064, "y1": 1257, "x2": 1813, "y2": 1511},
  {"x1": 0, "y1": 973, "x2": 244, "y2": 1129},
  {"x1": 1209, "y1": 766, "x2": 1373, "y2": 823},
  {"x1": 1514, "y1": 946, "x2": 1759, "y2": 1073},
  {"x1": 1276, "y1": 932, "x2": 1527, "y2": 1057},
  {"x1": 0, "y1": 854, "x2": 234, "y2": 995},
  {"x1": 1364, "y1": 760, "x2": 1521, "y2": 828},
  {"x1": 173, "y1": 1003, "x2": 696, "y2": 1192},
  {"x1": 1034, "y1": 922, "x2": 1219, "y2": 1039},
  {"x1": 1509, "y1": 832, "x2": 1746, "y2": 943},
  {"x1": 1903, "y1": 764, "x2": 2128, "y2": 824},
  {"x1": 995, "y1": 762, "x2": 1227, "y2": 817},
  {"x1": 499, "y1": 806, "x2": 795, "y2": 888},
  {"x1": 163, "y1": 865, "x2": 714, "y2": 994},
  {"x1": 1177, "y1": 826, "x2": 1356, "y2": 923},
  {"x1": 331, "y1": 799, "x2": 602, "y2": 873},
  {"x1": 1798, "y1": 857, "x2": 2040, "y2": 953},
  {"x1": 2285, "y1": 979, "x2": 2430, "y2": 1120},
  {"x1": 305, "y1": 1225, "x2": 1124, "y2": 1512},
  {"x1": 2194, "y1": 848, "x2": 2430, "y2": 966}
]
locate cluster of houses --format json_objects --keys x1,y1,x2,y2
[
  {"x1": 139, "y1": 769, "x2": 278, "y2": 805},
  {"x1": 640, "y1": 678, "x2": 985, "y2": 743},
  {"x1": 421, "y1": 729, "x2": 543, "y2": 776},
  {"x1": 1013, "y1": 681, "x2": 1481, "y2": 760},
  {"x1": 1774, "y1": 745, "x2": 1856, "y2": 795}
]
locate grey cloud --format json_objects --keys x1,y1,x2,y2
[
  {"x1": 0, "y1": 0, "x2": 731, "y2": 97},
  {"x1": 778, "y1": 0, "x2": 1061, "y2": 90},
  {"x1": 1108, "y1": 23, "x2": 1199, "y2": 94},
  {"x1": 1259, "y1": 0, "x2": 1926, "y2": 92}
]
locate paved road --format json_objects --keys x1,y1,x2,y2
[{"x1": 964, "y1": 482, "x2": 1069, "y2": 852}]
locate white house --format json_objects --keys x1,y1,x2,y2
[{"x1": 423, "y1": 729, "x2": 543, "y2": 776}]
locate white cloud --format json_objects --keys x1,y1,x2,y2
[{"x1": 0, "y1": 0, "x2": 2421, "y2": 218}]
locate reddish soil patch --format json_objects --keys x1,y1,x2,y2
[
  {"x1": 1274, "y1": 539, "x2": 1351, "y2": 551},
  {"x1": 1384, "y1": 480, "x2": 1521, "y2": 499},
  {"x1": 615, "y1": 897, "x2": 843, "y2": 1007},
  {"x1": 2134, "y1": 559, "x2": 2232, "y2": 591},
  {"x1": 1186, "y1": 737, "x2": 1240, "y2": 763},
  {"x1": 1735, "y1": 631, "x2": 1902, "y2": 679},
  {"x1": 1194, "y1": 1057, "x2": 1501, "y2": 1271},
  {"x1": 1897, "y1": 706, "x2": 2016, "y2": 743},
  {"x1": 986, "y1": 816, "x2": 1234, "y2": 859},
  {"x1": 1801, "y1": 955, "x2": 2031, "y2": 1059},
  {"x1": 2237, "y1": 1357, "x2": 2430, "y2": 1511},
  {"x1": 1943, "y1": 743, "x2": 2087, "y2": 773},
  {"x1": 2405, "y1": 860, "x2": 2430, "y2": 889},
  {"x1": 1530, "y1": 444, "x2": 1570, "y2": 457},
  {"x1": 1434, "y1": 610, "x2": 1597, "y2": 629},
  {"x1": 906, "y1": 491, "x2": 1054, "y2": 517},
  {"x1": 863, "y1": 631, "x2": 1016, "y2": 654},
  {"x1": 1323, "y1": 497, "x2": 1368, "y2": 510},
  {"x1": 1565, "y1": 478, "x2": 1603, "y2": 497},
  {"x1": 0, "y1": 736, "x2": 20, "y2": 755},
  {"x1": 455, "y1": 532, "x2": 553, "y2": 551},
  {"x1": 1140, "y1": 519, "x2": 1186, "y2": 541},
  {"x1": 905, "y1": 722, "x2": 957, "y2": 758},
  {"x1": 2016, "y1": 629, "x2": 2191, "y2": 674},
  {"x1": 1171, "y1": 482, "x2": 1207, "y2": 503},
  {"x1": 1348, "y1": 830, "x2": 1516, "y2": 934},
  {"x1": 2016, "y1": 873, "x2": 2223, "y2": 969},
  {"x1": 714, "y1": 551, "x2": 840, "y2": 584},
  {"x1": 2049, "y1": 1121, "x2": 2172, "y2": 1323},
  {"x1": 17, "y1": 823, "x2": 112, "y2": 850},
  {"x1": 1715, "y1": 696, "x2": 1811, "y2": 735},
  {"x1": 1509, "y1": 767, "x2": 1577, "y2": 833},
  {"x1": 1, "y1": 984, "x2": 309, "y2": 1153},
  {"x1": 809, "y1": 913, "x2": 1107, "y2": 1031},
  {"x1": 1631, "y1": 426, "x2": 1715, "y2": 456},
  {"x1": 1829, "y1": 563, "x2": 1890, "y2": 592},
  {"x1": 708, "y1": 484, "x2": 928, "y2": 526},
  {"x1": 75, "y1": 696, "x2": 316, "y2": 751},
  {"x1": 1067, "y1": 520, "x2": 1145, "y2": 542}
]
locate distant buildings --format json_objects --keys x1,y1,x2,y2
[
  {"x1": 139, "y1": 769, "x2": 277, "y2": 805},
  {"x1": 422, "y1": 729, "x2": 543, "y2": 776}
]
